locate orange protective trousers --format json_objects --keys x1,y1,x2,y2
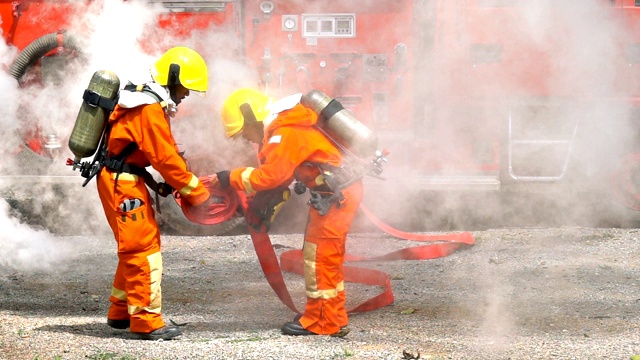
[
  {"x1": 298, "y1": 180, "x2": 363, "y2": 335},
  {"x1": 97, "y1": 170, "x2": 165, "y2": 333},
  {"x1": 96, "y1": 102, "x2": 208, "y2": 334}
]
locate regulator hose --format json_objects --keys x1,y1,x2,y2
[{"x1": 9, "y1": 31, "x2": 81, "y2": 81}]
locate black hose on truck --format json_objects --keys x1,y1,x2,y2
[
  {"x1": 7, "y1": 31, "x2": 81, "y2": 172},
  {"x1": 9, "y1": 31, "x2": 81, "y2": 81}
]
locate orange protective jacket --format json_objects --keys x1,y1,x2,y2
[
  {"x1": 229, "y1": 103, "x2": 342, "y2": 192},
  {"x1": 106, "y1": 103, "x2": 209, "y2": 205}
]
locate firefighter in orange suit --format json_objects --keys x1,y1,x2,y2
[
  {"x1": 211, "y1": 88, "x2": 363, "y2": 337},
  {"x1": 97, "y1": 47, "x2": 211, "y2": 340}
]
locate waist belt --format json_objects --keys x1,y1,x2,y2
[{"x1": 107, "y1": 162, "x2": 173, "y2": 214}]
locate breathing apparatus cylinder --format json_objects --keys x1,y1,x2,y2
[
  {"x1": 68, "y1": 70, "x2": 120, "y2": 163},
  {"x1": 301, "y1": 90, "x2": 378, "y2": 158}
]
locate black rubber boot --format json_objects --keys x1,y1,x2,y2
[
  {"x1": 285, "y1": 314, "x2": 350, "y2": 337},
  {"x1": 132, "y1": 325, "x2": 182, "y2": 340},
  {"x1": 330, "y1": 326, "x2": 350, "y2": 338},
  {"x1": 281, "y1": 320, "x2": 317, "y2": 336},
  {"x1": 107, "y1": 319, "x2": 130, "y2": 329}
]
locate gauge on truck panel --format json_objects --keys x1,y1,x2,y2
[
  {"x1": 301, "y1": 14, "x2": 355, "y2": 38},
  {"x1": 282, "y1": 15, "x2": 298, "y2": 31}
]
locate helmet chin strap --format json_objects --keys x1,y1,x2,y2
[
  {"x1": 168, "y1": 63, "x2": 181, "y2": 105},
  {"x1": 169, "y1": 85, "x2": 180, "y2": 105}
]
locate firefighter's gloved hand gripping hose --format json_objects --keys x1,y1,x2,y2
[
  {"x1": 180, "y1": 175, "x2": 475, "y2": 313},
  {"x1": 176, "y1": 175, "x2": 240, "y2": 225}
]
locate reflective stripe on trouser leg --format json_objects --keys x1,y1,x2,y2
[
  {"x1": 108, "y1": 262, "x2": 129, "y2": 321},
  {"x1": 299, "y1": 181, "x2": 363, "y2": 335},
  {"x1": 125, "y1": 251, "x2": 163, "y2": 332}
]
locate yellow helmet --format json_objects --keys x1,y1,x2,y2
[
  {"x1": 150, "y1": 46, "x2": 208, "y2": 94},
  {"x1": 221, "y1": 88, "x2": 272, "y2": 138}
]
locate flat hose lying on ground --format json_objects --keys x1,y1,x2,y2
[{"x1": 180, "y1": 175, "x2": 476, "y2": 312}]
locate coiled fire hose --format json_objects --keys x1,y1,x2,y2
[
  {"x1": 176, "y1": 176, "x2": 240, "y2": 224},
  {"x1": 179, "y1": 176, "x2": 475, "y2": 313}
]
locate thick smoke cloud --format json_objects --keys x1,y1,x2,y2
[
  {"x1": 0, "y1": 0, "x2": 259, "y2": 271},
  {"x1": 359, "y1": 0, "x2": 640, "y2": 231},
  {"x1": 0, "y1": 198, "x2": 72, "y2": 271}
]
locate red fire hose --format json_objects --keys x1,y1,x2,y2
[
  {"x1": 176, "y1": 176, "x2": 240, "y2": 224},
  {"x1": 180, "y1": 178, "x2": 475, "y2": 313}
]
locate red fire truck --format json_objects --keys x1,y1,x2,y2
[{"x1": 2, "y1": 0, "x2": 640, "y2": 234}]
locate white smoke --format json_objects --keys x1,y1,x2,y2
[
  {"x1": 4, "y1": 0, "x2": 635, "y2": 246},
  {"x1": 0, "y1": 0, "x2": 263, "y2": 270},
  {"x1": 0, "y1": 0, "x2": 181, "y2": 270},
  {"x1": 0, "y1": 197, "x2": 72, "y2": 271}
]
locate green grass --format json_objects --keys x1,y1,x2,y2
[
  {"x1": 86, "y1": 348, "x2": 139, "y2": 360},
  {"x1": 228, "y1": 336, "x2": 270, "y2": 343},
  {"x1": 343, "y1": 348, "x2": 354, "y2": 357},
  {"x1": 328, "y1": 348, "x2": 355, "y2": 359}
]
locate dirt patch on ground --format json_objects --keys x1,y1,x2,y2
[{"x1": 1, "y1": 226, "x2": 640, "y2": 359}]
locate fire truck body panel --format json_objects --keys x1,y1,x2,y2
[
  {"x1": 413, "y1": 1, "x2": 640, "y2": 192},
  {"x1": 240, "y1": 0, "x2": 413, "y2": 133},
  {"x1": 3, "y1": 0, "x2": 640, "y2": 232}
]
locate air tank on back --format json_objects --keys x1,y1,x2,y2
[
  {"x1": 301, "y1": 90, "x2": 378, "y2": 158},
  {"x1": 68, "y1": 70, "x2": 120, "y2": 163}
]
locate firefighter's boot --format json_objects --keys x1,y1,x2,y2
[
  {"x1": 280, "y1": 320, "x2": 317, "y2": 336},
  {"x1": 281, "y1": 318, "x2": 350, "y2": 337},
  {"x1": 107, "y1": 318, "x2": 130, "y2": 329},
  {"x1": 132, "y1": 325, "x2": 182, "y2": 340}
]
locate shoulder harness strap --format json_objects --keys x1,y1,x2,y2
[{"x1": 123, "y1": 83, "x2": 168, "y2": 108}]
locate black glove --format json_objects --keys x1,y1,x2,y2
[
  {"x1": 247, "y1": 187, "x2": 291, "y2": 232},
  {"x1": 157, "y1": 182, "x2": 173, "y2": 198},
  {"x1": 216, "y1": 170, "x2": 231, "y2": 189}
]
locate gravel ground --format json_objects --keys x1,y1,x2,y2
[{"x1": 2, "y1": 226, "x2": 640, "y2": 360}]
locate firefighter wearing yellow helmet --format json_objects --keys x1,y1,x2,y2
[
  {"x1": 150, "y1": 46, "x2": 208, "y2": 105},
  {"x1": 96, "y1": 46, "x2": 212, "y2": 341},
  {"x1": 220, "y1": 88, "x2": 272, "y2": 138},
  {"x1": 213, "y1": 88, "x2": 363, "y2": 337}
]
